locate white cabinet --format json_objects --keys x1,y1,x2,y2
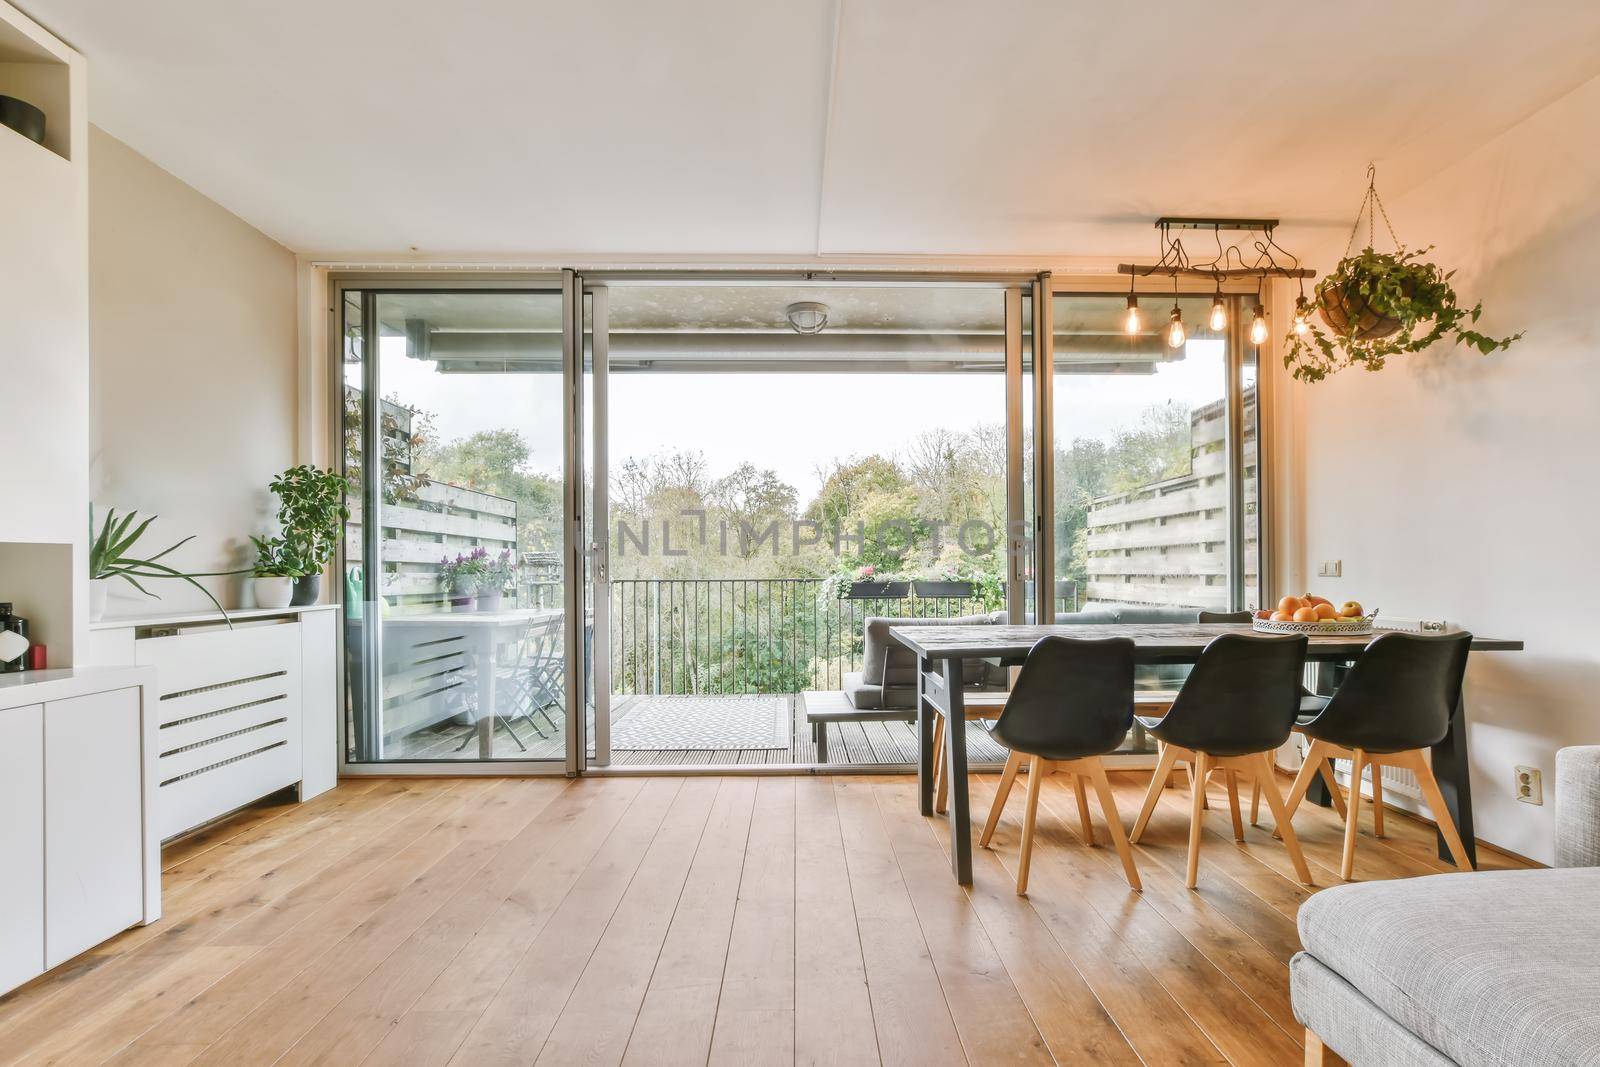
[
  {"x1": 43, "y1": 688, "x2": 143, "y2": 968},
  {"x1": 0, "y1": 703, "x2": 44, "y2": 992},
  {"x1": 0, "y1": 667, "x2": 156, "y2": 996}
]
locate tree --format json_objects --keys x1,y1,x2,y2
[{"x1": 418, "y1": 428, "x2": 562, "y2": 551}]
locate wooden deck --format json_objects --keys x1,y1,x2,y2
[
  {"x1": 386, "y1": 694, "x2": 1011, "y2": 767},
  {"x1": 0, "y1": 772, "x2": 1532, "y2": 1065}
]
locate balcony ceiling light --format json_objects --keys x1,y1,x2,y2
[{"x1": 785, "y1": 301, "x2": 829, "y2": 335}]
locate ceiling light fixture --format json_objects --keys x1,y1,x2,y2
[
  {"x1": 785, "y1": 301, "x2": 829, "y2": 335},
  {"x1": 1118, "y1": 218, "x2": 1314, "y2": 351},
  {"x1": 1124, "y1": 294, "x2": 1141, "y2": 336}
]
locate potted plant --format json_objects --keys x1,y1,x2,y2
[
  {"x1": 841, "y1": 564, "x2": 910, "y2": 600},
  {"x1": 476, "y1": 549, "x2": 514, "y2": 613},
  {"x1": 263, "y1": 465, "x2": 350, "y2": 606},
  {"x1": 439, "y1": 549, "x2": 487, "y2": 612},
  {"x1": 248, "y1": 534, "x2": 297, "y2": 609},
  {"x1": 89, "y1": 507, "x2": 232, "y2": 624},
  {"x1": 1284, "y1": 170, "x2": 1521, "y2": 382}
]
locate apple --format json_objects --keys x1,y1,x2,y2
[{"x1": 1340, "y1": 601, "x2": 1364, "y2": 619}]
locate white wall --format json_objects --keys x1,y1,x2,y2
[
  {"x1": 1278, "y1": 73, "x2": 1600, "y2": 865},
  {"x1": 89, "y1": 126, "x2": 299, "y2": 615},
  {"x1": 0, "y1": 2, "x2": 86, "y2": 662}
]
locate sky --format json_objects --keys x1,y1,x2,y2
[{"x1": 368, "y1": 336, "x2": 1227, "y2": 504}]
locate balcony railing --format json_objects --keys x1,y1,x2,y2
[{"x1": 609, "y1": 578, "x2": 993, "y2": 697}]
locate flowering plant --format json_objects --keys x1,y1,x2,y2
[
  {"x1": 438, "y1": 548, "x2": 488, "y2": 594},
  {"x1": 477, "y1": 548, "x2": 515, "y2": 595}
]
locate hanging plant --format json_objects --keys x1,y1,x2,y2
[{"x1": 1284, "y1": 168, "x2": 1522, "y2": 383}]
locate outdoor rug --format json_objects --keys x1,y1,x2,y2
[{"x1": 610, "y1": 695, "x2": 791, "y2": 750}]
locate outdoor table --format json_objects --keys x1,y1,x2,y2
[
  {"x1": 385, "y1": 608, "x2": 563, "y2": 757},
  {"x1": 889, "y1": 622, "x2": 1524, "y2": 885}
]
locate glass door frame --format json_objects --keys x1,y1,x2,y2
[
  {"x1": 1036, "y1": 279, "x2": 1269, "y2": 619},
  {"x1": 329, "y1": 271, "x2": 583, "y2": 776},
  {"x1": 328, "y1": 268, "x2": 1278, "y2": 775},
  {"x1": 570, "y1": 270, "x2": 1037, "y2": 774}
]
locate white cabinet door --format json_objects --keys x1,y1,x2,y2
[
  {"x1": 0, "y1": 703, "x2": 44, "y2": 991},
  {"x1": 44, "y1": 688, "x2": 142, "y2": 968}
]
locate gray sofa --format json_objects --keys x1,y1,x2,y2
[
  {"x1": 1293, "y1": 745, "x2": 1600, "y2": 1066},
  {"x1": 840, "y1": 604, "x2": 1205, "y2": 710}
]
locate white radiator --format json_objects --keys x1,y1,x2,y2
[{"x1": 136, "y1": 622, "x2": 304, "y2": 839}]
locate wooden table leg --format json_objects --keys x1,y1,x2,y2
[
  {"x1": 1305, "y1": 661, "x2": 1343, "y2": 808},
  {"x1": 1429, "y1": 688, "x2": 1477, "y2": 867},
  {"x1": 942, "y1": 658, "x2": 972, "y2": 884},
  {"x1": 917, "y1": 655, "x2": 934, "y2": 816}
]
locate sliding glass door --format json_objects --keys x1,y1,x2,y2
[
  {"x1": 341, "y1": 284, "x2": 580, "y2": 769},
  {"x1": 333, "y1": 273, "x2": 1265, "y2": 773}
]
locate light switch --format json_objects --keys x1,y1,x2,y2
[{"x1": 1318, "y1": 560, "x2": 1342, "y2": 578}]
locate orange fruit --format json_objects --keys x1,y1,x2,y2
[
  {"x1": 1313, "y1": 602, "x2": 1337, "y2": 620},
  {"x1": 1271, "y1": 611, "x2": 1294, "y2": 622},
  {"x1": 1278, "y1": 595, "x2": 1304, "y2": 614},
  {"x1": 1292, "y1": 606, "x2": 1320, "y2": 623}
]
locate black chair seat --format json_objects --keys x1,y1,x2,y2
[{"x1": 1295, "y1": 632, "x2": 1472, "y2": 754}]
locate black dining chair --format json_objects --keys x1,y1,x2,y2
[
  {"x1": 1281, "y1": 631, "x2": 1475, "y2": 879},
  {"x1": 978, "y1": 636, "x2": 1142, "y2": 894},
  {"x1": 1154, "y1": 611, "x2": 1256, "y2": 805},
  {"x1": 1129, "y1": 632, "x2": 1314, "y2": 888}
]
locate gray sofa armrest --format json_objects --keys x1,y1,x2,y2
[{"x1": 1557, "y1": 745, "x2": 1600, "y2": 868}]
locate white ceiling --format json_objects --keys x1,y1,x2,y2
[{"x1": 28, "y1": 0, "x2": 1600, "y2": 259}]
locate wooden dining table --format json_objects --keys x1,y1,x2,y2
[{"x1": 890, "y1": 622, "x2": 1524, "y2": 885}]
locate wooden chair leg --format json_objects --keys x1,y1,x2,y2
[
  {"x1": 1341, "y1": 749, "x2": 1367, "y2": 881},
  {"x1": 1017, "y1": 755, "x2": 1045, "y2": 895},
  {"x1": 1304, "y1": 1029, "x2": 1348, "y2": 1066},
  {"x1": 980, "y1": 750, "x2": 1024, "y2": 848},
  {"x1": 1371, "y1": 764, "x2": 1385, "y2": 838},
  {"x1": 1405, "y1": 749, "x2": 1474, "y2": 871},
  {"x1": 1224, "y1": 769, "x2": 1245, "y2": 842},
  {"x1": 1186, "y1": 751, "x2": 1210, "y2": 888},
  {"x1": 1131, "y1": 742, "x2": 1181, "y2": 844},
  {"x1": 1279, "y1": 739, "x2": 1340, "y2": 838},
  {"x1": 1087, "y1": 759, "x2": 1141, "y2": 891},
  {"x1": 1250, "y1": 776, "x2": 1261, "y2": 825},
  {"x1": 933, "y1": 712, "x2": 947, "y2": 815},
  {"x1": 1254, "y1": 752, "x2": 1314, "y2": 885},
  {"x1": 1073, "y1": 773, "x2": 1096, "y2": 846}
]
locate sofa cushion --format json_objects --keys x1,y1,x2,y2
[
  {"x1": 1290, "y1": 953, "x2": 1454, "y2": 1067},
  {"x1": 1297, "y1": 868, "x2": 1600, "y2": 1066},
  {"x1": 841, "y1": 671, "x2": 881, "y2": 710},
  {"x1": 862, "y1": 613, "x2": 997, "y2": 686}
]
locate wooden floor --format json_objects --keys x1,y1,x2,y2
[{"x1": 0, "y1": 771, "x2": 1531, "y2": 1066}]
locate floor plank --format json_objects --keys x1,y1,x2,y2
[{"x1": 4, "y1": 770, "x2": 1536, "y2": 1067}]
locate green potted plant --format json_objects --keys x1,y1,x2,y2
[
  {"x1": 1284, "y1": 169, "x2": 1522, "y2": 383},
  {"x1": 439, "y1": 549, "x2": 487, "y2": 613},
  {"x1": 89, "y1": 507, "x2": 232, "y2": 624},
  {"x1": 248, "y1": 534, "x2": 298, "y2": 609},
  {"x1": 1285, "y1": 246, "x2": 1522, "y2": 382},
  {"x1": 262, "y1": 465, "x2": 350, "y2": 607},
  {"x1": 476, "y1": 548, "x2": 515, "y2": 612}
]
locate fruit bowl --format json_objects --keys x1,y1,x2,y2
[{"x1": 1252, "y1": 613, "x2": 1375, "y2": 636}]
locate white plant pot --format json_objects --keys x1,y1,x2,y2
[
  {"x1": 89, "y1": 578, "x2": 111, "y2": 622},
  {"x1": 254, "y1": 576, "x2": 293, "y2": 610}
]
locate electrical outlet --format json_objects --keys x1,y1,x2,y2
[
  {"x1": 1317, "y1": 560, "x2": 1342, "y2": 578},
  {"x1": 1515, "y1": 766, "x2": 1543, "y2": 805}
]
